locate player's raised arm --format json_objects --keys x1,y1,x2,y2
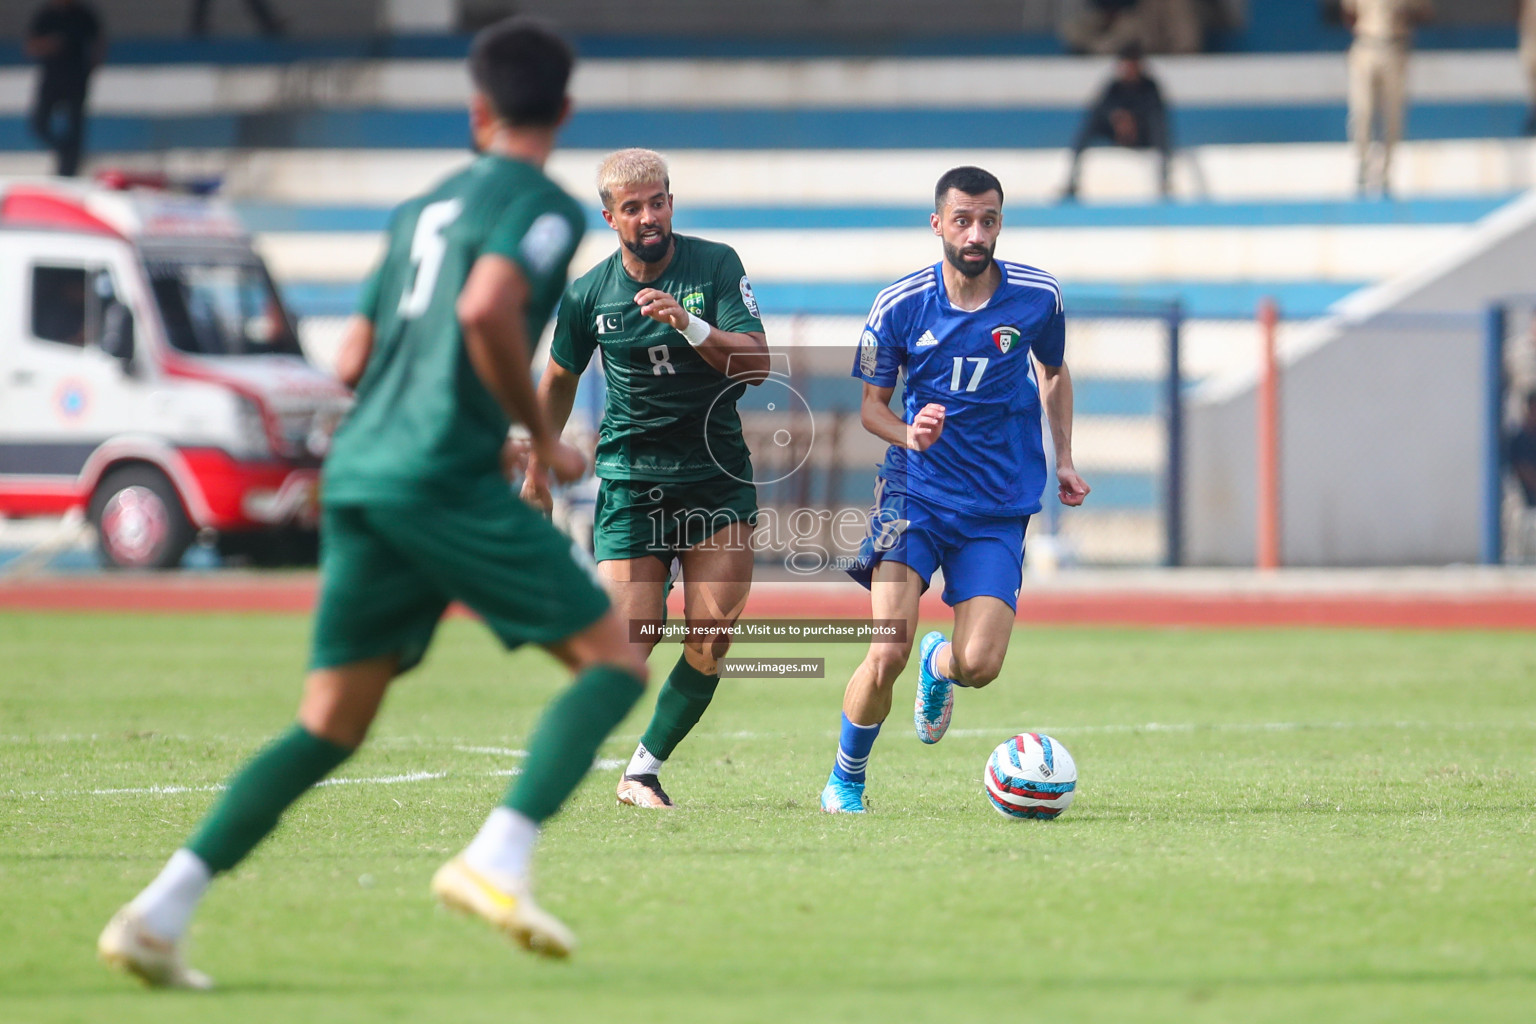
[
  {"x1": 1036, "y1": 359, "x2": 1090, "y2": 506},
  {"x1": 634, "y1": 288, "x2": 770, "y2": 383},
  {"x1": 859, "y1": 381, "x2": 945, "y2": 452},
  {"x1": 458, "y1": 253, "x2": 585, "y2": 484}
]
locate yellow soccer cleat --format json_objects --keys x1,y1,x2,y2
[
  {"x1": 431, "y1": 856, "x2": 577, "y2": 959},
  {"x1": 97, "y1": 908, "x2": 214, "y2": 990}
]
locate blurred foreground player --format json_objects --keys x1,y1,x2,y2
[
  {"x1": 99, "y1": 18, "x2": 649, "y2": 985},
  {"x1": 524, "y1": 148, "x2": 770, "y2": 808},
  {"x1": 820, "y1": 167, "x2": 1090, "y2": 813}
]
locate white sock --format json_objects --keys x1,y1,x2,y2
[
  {"x1": 463, "y1": 807, "x2": 539, "y2": 881},
  {"x1": 927, "y1": 640, "x2": 950, "y2": 681},
  {"x1": 625, "y1": 742, "x2": 664, "y2": 778},
  {"x1": 127, "y1": 849, "x2": 211, "y2": 942}
]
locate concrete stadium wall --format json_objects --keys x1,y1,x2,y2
[
  {"x1": 0, "y1": 0, "x2": 1060, "y2": 40},
  {"x1": 1185, "y1": 191, "x2": 1536, "y2": 566},
  {"x1": 501, "y1": 0, "x2": 1059, "y2": 35},
  {"x1": 0, "y1": 1, "x2": 380, "y2": 39}
]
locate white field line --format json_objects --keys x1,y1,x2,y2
[
  {"x1": 8, "y1": 759, "x2": 627, "y2": 799},
  {"x1": 77, "y1": 770, "x2": 448, "y2": 797}
]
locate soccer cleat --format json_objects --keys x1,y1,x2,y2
[
  {"x1": 431, "y1": 856, "x2": 576, "y2": 959},
  {"x1": 97, "y1": 908, "x2": 213, "y2": 990},
  {"x1": 616, "y1": 773, "x2": 674, "y2": 808},
  {"x1": 820, "y1": 772, "x2": 866, "y2": 813},
  {"x1": 914, "y1": 630, "x2": 955, "y2": 744}
]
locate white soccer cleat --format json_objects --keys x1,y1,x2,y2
[
  {"x1": 431, "y1": 856, "x2": 577, "y2": 959},
  {"x1": 97, "y1": 908, "x2": 213, "y2": 990},
  {"x1": 616, "y1": 773, "x2": 675, "y2": 808}
]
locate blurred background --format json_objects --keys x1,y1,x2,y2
[{"x1": 3, "y1": 0, "x2": 1536, "y2": 575}]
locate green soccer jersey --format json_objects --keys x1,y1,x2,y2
[
  {"x1": 323, "y1": 154, "x2": 585, "y2": 504},
  {"x1": 550, "y1": 234, "x2": 765, "y2": 482}
]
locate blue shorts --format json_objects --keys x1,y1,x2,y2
[{"x1": 846, "y1": 475, "x2": 1029, "y2": 610}]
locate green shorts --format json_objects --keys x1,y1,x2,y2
[
  {"x1": 311, "y1": 490, "x2": 610, "y2": 673},
  {"x1": 593, "y1": 474, "x2": 759, "y2": 564}
]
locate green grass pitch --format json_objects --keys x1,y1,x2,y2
[{"x1": 2, "y1": 610, "x2": 1534, "y2": 1023}]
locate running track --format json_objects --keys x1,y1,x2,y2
[{"x1": 3, "y1": 574, "x2": 1535, "y2": 629}]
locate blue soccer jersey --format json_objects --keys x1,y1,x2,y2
[{"x1": 852, "y1": 259, "x2": 1065, "y2": 517}]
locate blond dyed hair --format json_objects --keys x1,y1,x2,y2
[{"x1": 597, "y1": 148, "x2": 670, "y2": 209}]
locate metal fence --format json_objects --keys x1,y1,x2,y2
[{"x1": 304, "y1": 305, "x2": 1208, "y2": 570}]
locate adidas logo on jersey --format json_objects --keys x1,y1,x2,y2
[{"x1": 916, "y1": 330, "x2": 939, "y2": 348}]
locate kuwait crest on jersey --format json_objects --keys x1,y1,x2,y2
[
  {"x1": 991, "y1": 324, "x2": 1021, "y2": 354},
  {"x1": 681, "y1": 290, "x2": 706, "y2": 318}
]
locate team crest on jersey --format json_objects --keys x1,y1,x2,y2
[
  {"x1": 992, "y1": 325, "x2": 1021, "y2": 354},
  {"x1": 681, "y1": 290, "x2": 706, "y2": 318},
  {"x1": 859, "y1": 329, "x2": 879, "y2": 375}
]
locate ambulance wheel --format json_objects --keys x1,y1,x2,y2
[{"x1": 89, "y1": 466, "x2": 195, "y2": 570}]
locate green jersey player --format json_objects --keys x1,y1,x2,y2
[
  {"x1": 98, "y1": 19, "x2": 649, "y2": 985},
  {"x1": 524, "y1": 148, "x2": 769, "y2": 809}
]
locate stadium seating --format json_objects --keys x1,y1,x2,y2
[{"x1": 2, "y1": 38, "x2": 1530, "y2": 563}]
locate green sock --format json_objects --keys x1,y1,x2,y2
[
  {"x1": 506, "y1": 664, "x2": 644, "y2": 823},
  {"x1": 186, "y1": 724, "x2": 353, "y2": 874},
  {"x1": 638, "y1": 654, "x2": 721, "y2": 761}
]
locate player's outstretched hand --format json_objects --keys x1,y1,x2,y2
[
  {"x1": 1057, "y1": 465, "x2": 1090, "y2": 507},
  {"x1": 540, "y1": 439, "x2": 588, "y2": 487},
  {"x1": 907, "y1": 403, "x2": 946, "y2": 452},
  {"x1": 635, "y1": 288, "x2": 688, "y2": 331}
]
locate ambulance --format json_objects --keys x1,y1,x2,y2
[{"x1": 0, "y1": 175, "x2": 351, "y2": 568}]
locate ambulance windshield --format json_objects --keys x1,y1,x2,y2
[{"x1": 147, "y1": 256, "x2": 303, "y2": 358}]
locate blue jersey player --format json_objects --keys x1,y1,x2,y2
[{"x1": 821, "y1": 166, "x2": 1090, "y2": 813}]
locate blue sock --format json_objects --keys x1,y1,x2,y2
[{"x1": 832, "y1": 713, "x2": 880, "y2": 784}]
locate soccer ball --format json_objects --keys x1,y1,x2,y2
[{"x1": 984, "y1": 733, "x2": 1077, "y2": 820}]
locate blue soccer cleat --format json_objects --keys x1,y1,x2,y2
[
  {"x1": 914, "y1": 630, "x2": 955, "y2": 744},
  {"x1": 820, "y1": 772, "x2": 866, "y2": 813}
]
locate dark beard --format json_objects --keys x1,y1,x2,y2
[
  {"x1": 623, "y1": 230, "x2": 672, "y2": 265},
  {"x1": 943, "y1": 240, "x2": 994, "y2": 278}
]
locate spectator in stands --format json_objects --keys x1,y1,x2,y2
[
  {"x1": 1062, "y1": 0, "x2": 1144, "y2": 56},
  {"x1": 26, "y1": 0, "x2": 103, "y2": 178},
  {"x1": 1062, "y1": 0, "x2": 1206, "y2": 55},
  {"x1": 1509, "y1": 392, "x2": 1536, "y2": 509},
  {"x1": 1342, "y1": 0, "x2": 1433, "y2": 198},
  {"x1": 1520, "y1": 0, "x2": 1536, "y2": 134},
  {"x1": 190, "y1": 0, "x2": 286, "y2": 37},
  {"x1": 1060, "y1": 43, "x2": 1172, "y2": 202}
]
